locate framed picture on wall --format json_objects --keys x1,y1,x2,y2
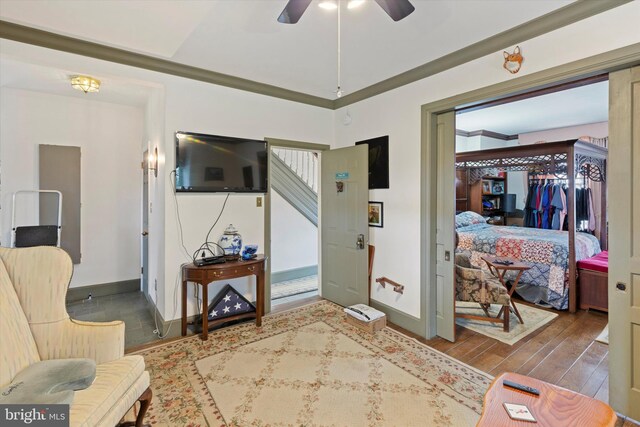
[
  {"x1": 368, "y1": 201, "x2": 383, "y2": 228},
  {"x1": 355, "y1": 136, "x2": 389, "y2": 189}
]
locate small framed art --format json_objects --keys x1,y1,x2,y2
[{"x1": 368, "y1": 201, "x2": 383, "y2": 228}]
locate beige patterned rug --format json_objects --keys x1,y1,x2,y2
[
  {"x1": 455, "y1": 301, "x2": 558, "y2": 345},
  {"x1": 134, "y1": 300, "x2": 492, "y2": 426}
]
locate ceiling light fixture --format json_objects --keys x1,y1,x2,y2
[
  {"x1": 347, "y1": 0, "x2": 365, "y2": 9},
  {"x1": 70, "y1": 75, "x2": 100, "y2": 94},
  {"x1": 318, "y1": 0, "x2": 337, "y2": 10}
]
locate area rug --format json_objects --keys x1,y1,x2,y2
[
  {"x1": 455, "y1": 301, "x2": 558, "y2": 346},
  {"x1": 595, "y1": 324, "x2": 609, "y2": 344},
  {"x1": 271, "y1": 274, "x2": 318, "y2": 300},
  {"x1": 134, "y1": 300, "x2": 492, "y2": 426}
]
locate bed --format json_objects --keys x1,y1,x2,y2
[{"x1": 455, "y1": 212, "x2": 601, "y2": 310}]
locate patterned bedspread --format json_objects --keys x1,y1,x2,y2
[{"x1": 456, "y1": 224, "x2": 601, "y2": 310}]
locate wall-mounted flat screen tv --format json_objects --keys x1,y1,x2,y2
[{"x1": 175, "y1": 131, "x2": 268, "y2": 193}]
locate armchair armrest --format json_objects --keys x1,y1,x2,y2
[{"x1": 30, "y1": 318, "x2": 125, "y2": 365}]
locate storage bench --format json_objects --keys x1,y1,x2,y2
[{"x1": 577, "y1": 250, "x2": 608, "y2": 312}]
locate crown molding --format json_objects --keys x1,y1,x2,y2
[
  {"x1": 0, "y1": 0, "x2": 632, "y2": 110},
  {"x1": 456, "y1": 129, "x2": 518, "y2": 141},
  {"x1": 334, "y1": 0, "x2": 633, "y2": 109},
  {"x1": 0, "y1": 20, "x2": 334, "y2": 109}
]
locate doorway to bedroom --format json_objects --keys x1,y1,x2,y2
[{"x1": 444, "y1": 77, "x2": 610, "y2": 401}]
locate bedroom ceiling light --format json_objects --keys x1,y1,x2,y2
[
  {"x1": 318, "y1": 1, "x2": 337, "y2": 10},
  {"x1": 347, "y1": 0, "x2": 365, "y2": 9},
  {"x1": 70, "y1": 75, "x2": 100, "y2": 93}
]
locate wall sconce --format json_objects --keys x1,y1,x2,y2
[{"x1": 148, "y1": 147, "x2": 158, "y2": 177}]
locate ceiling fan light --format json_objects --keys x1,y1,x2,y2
[
  {"x1": 347, "y1": 0, "x2": 365, "y2": 9},
  {"x1": 318, "y1": 0, "x2": 338, "y2": 10},
  {"x1": 70, "y1": 75, "x2": 100, "y2": 94}
]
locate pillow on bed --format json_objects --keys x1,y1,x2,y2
[{"x1": 455, "y1": 211, "x2": 487, "y2": 229}]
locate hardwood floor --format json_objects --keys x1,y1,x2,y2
[
  {"x1": 401, "y1": 303, "x2": 609, "y2": 398},
  {"x1": 391, "y1": 302, "x2": 638, "y2": 426}
]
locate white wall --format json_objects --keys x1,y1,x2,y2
[
  {"x1": 518, "y1": 121, "x2": 608, "y2": 145},
  {"x1": 271, "y1": 191, "x2": 318, "y2": 273},
  {"x1": 143, "y1": 87, "x2": 166, "y2": 305},
  {"x1": 0, "y1": 88, "x2": 143, "y2": 288},
  {"x1": 159, "y1": 77, "x2": 333, "y2": 320},
  {"x1": 333, "y1": 2, "x2": 640, "y2": 317}
]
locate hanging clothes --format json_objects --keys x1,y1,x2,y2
[
  {"x1": 541, "y1": 182, "x2": 551, "y2": 229},
  {"x1": 551, "y1": 184, "x2": 567, "y2": 230}
]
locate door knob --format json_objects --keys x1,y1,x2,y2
[
  {"x1": 141, "y1": 231, "x2": 149, "y2": 236},
  {"x1": 356, "y1": 234, "x2": 365, "y2": 250}
]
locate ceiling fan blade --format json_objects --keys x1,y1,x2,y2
[
  {"x1": 277, "y1": 0, "x2": 313, "y2": 24},
  {"x1": 373, "y1": 0, "x2": 415, "y2": 21}
]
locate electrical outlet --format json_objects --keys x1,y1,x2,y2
[{"x1": 256, "y1": 197, "x2": 262, "y2": 207}]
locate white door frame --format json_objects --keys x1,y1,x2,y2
[
  {"x1": 420, "y1": 44, "x2": 640, "y2": 341},
  {"x1": 264, "y1": 138, "x2": 330, "y2": 315}
]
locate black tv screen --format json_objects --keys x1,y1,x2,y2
[{"x1": 175, "y1": 131, "x2": 268, "y2": 193}]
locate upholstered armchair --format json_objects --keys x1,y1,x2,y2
[
  {"x1": 454, "y1": 253, "x2": 511, "y2": 331},
  {"x1": 0, "y1": 246, "x2": 151, "y2": 427}
]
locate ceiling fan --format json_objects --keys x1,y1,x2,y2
[{"x1": 277, "y1": 0, "x2": 415, "y2": 24}]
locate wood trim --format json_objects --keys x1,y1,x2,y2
[
  {"x1": 271, "y1": 265, "x2": 317, "y2": 284},
  {"x1": 66, "y1": 279, "x2": 140, "y2": 303},
  {"x1": 422, "y1": 44, "x2": 638, "y2": 340},
  {"x1": 264, "y1": 138, "x2": 328, "y2": 315},
  {"x1": 369, "y1": 299, "x2": 425, "y2": 336},
  {"x1": 457, "y1": 74, "x2": 609, "y2": 114},
  {"x1": 335, "y1": 0, "x2": 633, "y2": 108},
  {"x1": 0, "y1": 20, "x2": 334, "y2": 109},
  {"x1": 0, "y1": 1, "x2": 632, "y2": 109},
  {"x1": 456, "y1": 129, "x2": 518, "y2": 141}
]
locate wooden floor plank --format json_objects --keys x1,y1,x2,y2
[
  {"x1": 557, "y1": 341, "x2": 609, "y2": 392},
  {"x1": 524, "y1": 312, "x2": 606, "y2": 384},
  {"x1": 594, "y1": 374, "x2": 610, "y2": 404},
  {"x1": 445, "y1": 333, "x2": 492, "y2": 362},
  {"x1": 487, "y1": 310, "x2": 584, "y2": 376},
  {"x1": 580, "y1": 353, "x2": 610, "y2": 398}
]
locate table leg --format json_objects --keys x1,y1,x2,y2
[
  {"x1": 202, "y1": 283, "x2": 208, "y2": 341},
  {"x1": 181, "y1": 279, "x2": 187, "y2": 337},
  {"x1": 256, "y1": 269, "x2": 264, "y2": 327},
  {"x1": 508, "y1": 270, "x2": 525, "y2": 324}
]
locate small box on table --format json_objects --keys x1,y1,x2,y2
[{"x1": 343, "y1": 304, "x2": 387, "y2": 333}]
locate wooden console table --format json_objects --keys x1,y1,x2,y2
[
  {"x1": 181, "y1": 255, "x2": 265, "y2": 340},
  {"x1": 478, "y1": 372, "x2": 616, "y2": 426}
]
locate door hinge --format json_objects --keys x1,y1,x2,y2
[{"x1": 141, "y1": 266, "x2": 144, "y2": 275}]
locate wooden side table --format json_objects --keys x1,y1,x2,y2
[
  {"x1": 181, "y1": 255, "x2": 265, "y2": 341},
  {"x1": 478, "y1": 372, "x2": 616, "y2": 426},
  {"x1": 482, "y1": 256, "x2": 530, "y2": 324}
]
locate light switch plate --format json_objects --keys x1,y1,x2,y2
[{"x1": 256, "y1": 197, "x2": 262, "y2": 207}]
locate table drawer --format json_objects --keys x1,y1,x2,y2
[{"x1": 184, "y1": 264, "x2": 261, "y2": 282}]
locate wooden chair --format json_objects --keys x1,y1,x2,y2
[{"x1": 454, "y1": 253, "x2": 511, "y2": 332}]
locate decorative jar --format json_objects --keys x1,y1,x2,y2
[{"x1": 218, "y1": 224, "x2": 242, "y2": 260}]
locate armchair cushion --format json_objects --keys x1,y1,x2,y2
[
  {"x1": 70, "y1": 355, "x2": 147, "y2": 427},
  {"x1": 0, "y1": 359, "x2": 96, "y2": 405},
  {"x1": 455, "y1": 262, "x2": 510, "y2": 306}
]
